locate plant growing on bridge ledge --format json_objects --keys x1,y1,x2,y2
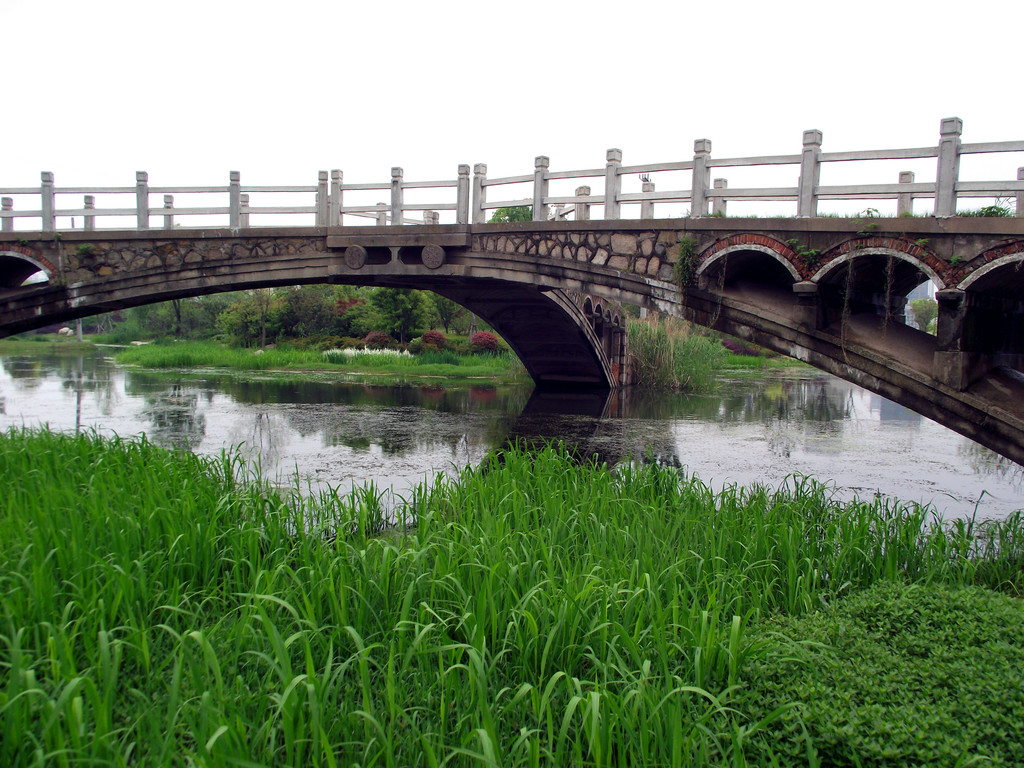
[
  {"x1": 76, "y1": 243, "x2": 96, "y2": 256},
  {"x1": 673, "y1": 236, "x2": 699, "y2": 289},
  {"x1": 785, "y1": 238, "x2": 821, "y2": 269}
]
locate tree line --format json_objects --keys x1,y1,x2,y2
[{"x1": 86, "y1": 286, "x2": 477, "y2": 348}]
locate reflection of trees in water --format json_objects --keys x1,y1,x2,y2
[
  {"x1": 140, "y1": 383, "x2": 207, "y2": 450},
  {"x1": 226, "y1": 411, "x2": 290, "y2": 473},
  {"x1": 1, "y1": 352, "x2": 122, "y2": 425},
  {"x1": 284, "y1": 405, "x2": 494, "y2": 460},
  {"x1": 958, "y1": 441, "x2": 1024, "y2": 491}
]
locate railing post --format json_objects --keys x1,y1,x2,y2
[
  {"x1": 240, "y1": 193, "x2": 250, "y2": 228},
  {"x1": 456, "y1": 164, "x2": 470, "y2": 224},
  {"x1": 797, "y1": 129, "x2": 822, "y2": 217},
  {"x1": 935, "y1": 116, "x2": 962, "y2": 216},
  {"x1": 135, "y1": 171, "x2": 150, "y2": 230},
  {"x1": 1016, "y1": 168, "x2": 1024, "y2": 217},
  {"x1": 391, "y1": 167, "x2": 404, "y2": 226},
  {"x1": 472, "y1": 163, "x2": 487, "y2": 224},
  {"x1": 897, "y1": 171, "x2": 915, "y2": 216},
  {"x1": 712, "y1": 178, "x2": 728, "y2": 216},
  {"x1": 532, "y1": 155, "x2": 549, "y2": 221},
  {"x1": 84, "y1": 195, "x2": 95, "y2": 231},
  {"x1": 1, "y1": 197, "x2": 12, "y2": 232},
  {"x1": 691, "y1": 140, "x2": 712, "y2": 217},
  {"x1": 640, "y1": 180, "x2": 655, "y2": 219},
  {"x1": 330, "y1": 169, "x2": 342, "y2": 226},
  {"x1": 316, "y1": 171, "x2": 329, "y2": 226},
  {"x1": 41, "y1": 172, "x2": 55, "y2": 232},
  {"x1": 575, "y1": 185, "x2": 591, "y2": 221},
  {"x1": 376, "y1": 203, "x2": 388, "y2": 226},
  {"x1": 424, "y1": 210, "x2": 439, "y2": 225},
  {"x1": 604, "y1": 149, "x2": 622, "y2": 220},
  {"x1": 229, "y1": 171, "x2": 241, "y2": 228},
  {"x1": 163, "y1": 195, "x2": 175, "y2": 229}
]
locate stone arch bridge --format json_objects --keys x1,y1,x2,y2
[{"x1": 3, "y1": 216, "x2": 1024, "y2": 464}]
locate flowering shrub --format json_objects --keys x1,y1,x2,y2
[
  {"x1": 470, "y1": 331, "x2": 498, "y2": 352},
  {"x1": 363, "y1": 331, "x2": 394, "y2": 349},
  {"x1": 421, "y1": 330, "x2": 447, "y2": 351}
]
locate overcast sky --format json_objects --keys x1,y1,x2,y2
[{"x1": 3, "y1": 0, "x2": 1022, "y2": 217}]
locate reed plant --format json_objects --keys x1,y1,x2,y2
[
  {"x1": 628, "y1": 316, "x2": 728, "y2": 391},
  {"x1": 1, "y1": 430, "x2": 1021, "y2": 766}
]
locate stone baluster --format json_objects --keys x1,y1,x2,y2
[
  {"x1": 331, "y1": 169, "x2": 343, "y2": 226},
  {"x1": 712, "y1": 178, "x2": 728, "y2": 216},
  {"x1": 797, "y1": 130, "x2": 822, "y2": 217},
  {"x1": 316, "y1": 171, "x2": 329, "y2": 227},
  {"x1": 897, "y1": 171, "x2": 915, "y2": 216},
  {"x1": 376, "y1": 203, "x2": 387, "y2": 226},
  {"x1": 163, "y1": 195, "x2": 175, "y2": 229},
  {"x1": 935, "y1": 117, "x2": 962, "y2": 216},
  {"x1": 1017, "y1": 168, "x2": 1023, "y2": 217},
  {"x1": 41, "y1": 172, "x2": 55, "y2": 232},
  {"x1": 424, "y1": 210, "x2": 439, "y2": 225},
  {"x1": 1, "y1": 197, "x2": 12, "y2": 232},
  {"x1": 229, "y1": 171, "x2": 241, "y2": 228},
  {"x1": 456, "y1": 164, "x2": 470, "y2": 225},
  {"x1": 472, "y1": 163, "x2": 487, "y2": 224},
  {"x1": 640, "y1": 180, "x2": 655, "y2": 219},
  {"x1": 391, "y1": 167, "x2": 404, "y2": 226},
  {"x1": 532, "y1": 156, "x2": 549, "y2": 222},
  {"x1": 691, "y1": 140, "x2": 712, "y2": 217},
  {"x1": 84, "y1": 195, "x2": 95, "y2": 231},
  {"x1": 574, "y1": 186, "x2": 591, "y2": 221},
  {"x1": 240, "y1": 193, "x2": 250, "y2": 228},
  {"x1": 604, "y1": 149, "x2": 622, "y2": 220},
  {"x1": 135, "y1": 171, "x2": 150, "y2": 230}
]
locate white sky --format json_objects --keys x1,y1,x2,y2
[{"x1": 3, "y1": 0, "x2": 1023, "y2": 218}]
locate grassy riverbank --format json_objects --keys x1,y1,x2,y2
[
  {"x1": 2, "y1": 428, "x2": 1021, "y2": 766},
  {"x1": 111, "y1": 340, "x2": 527, "y2": 382}
]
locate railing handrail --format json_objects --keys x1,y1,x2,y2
[{"x1": 2, "y1": 118, "x2": 1022, "y2": 233}]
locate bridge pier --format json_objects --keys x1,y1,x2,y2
[{"x1": 933, "y1": 289, "x2": 994, "y2": 391}]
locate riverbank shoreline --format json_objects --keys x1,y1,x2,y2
[{"x1": 1, "y1": 428, "x2": 1021, "y2": 766}]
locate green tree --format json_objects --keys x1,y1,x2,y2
[
  {"x1": 909, "y1": 297, "x2": 938, "y2": 334},
  {"x1": 431, "y1": 293, "x2": 469, "y2": 334},
  {"x1": 370, "y1": 288, "x2": 426, "y2": 344},
  {"x1": 489, "y1": 206, "x2": 532, "y2": 223}
]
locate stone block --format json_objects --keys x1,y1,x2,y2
[{"x1": 611, "y1": 233, "x2": 634, "y2": 254}]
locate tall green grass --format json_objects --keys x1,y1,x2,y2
[
  {"x1": 1, "y1": 429, "x2": 1021, "y2": 766},
  {"x1": 628, "y1": 317, "x2": 728, "y2": 391}
]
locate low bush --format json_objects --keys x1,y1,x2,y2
[
  {"x1": 363, "y1": 330, "x2": 394, "y2": 349},
  {"x1": 421, "y1": 329, "x2": 447, "y2": 350},
  {"x1": 470, "y1": 330, "x2": 498, "y2": 352}
]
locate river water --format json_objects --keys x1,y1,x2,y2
[{"x1": 1, "y1": 349, "x2": 1022, "y2": 521}]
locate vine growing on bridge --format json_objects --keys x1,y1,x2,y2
[{"x1": 672, "y1": 236, "x2": 699, "y2": 289}]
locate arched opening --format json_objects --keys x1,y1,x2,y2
[
  {"x1": 0, "y1": 253, "x2": 50, "y2": 289},
  {"x1": 958, "y1": 255, "x2": 1024, "y2": 374},
  {"x1": 814, "y1": 251, "x2": 938, "y2": 330},
  {"x1": 697, "y1": 247, "x2": 799, "y2": 318}
]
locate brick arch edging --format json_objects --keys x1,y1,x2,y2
[
  {"x1": 0, "y1": 244, "x2": 57, "y2": 279},
  {"x1": 695, "y1": 233, "x2": 802, "y2": 281},
  {"x1": 811, "y1": 236, "x2": 947, "y2": 288},
  {"x1": 957, "y1": 240, "x2": 1024, "y2": 290}
]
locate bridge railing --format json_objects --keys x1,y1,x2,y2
[{"x1": 2, "y1": 118, "x2": 1022, "y2": 232}]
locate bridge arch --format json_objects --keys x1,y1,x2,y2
[
  {"x1": 957, "y1": 242, "x2": 1024, "y2": 291},
  {"x1": 0, "y1": 247, "x2": 55, "y2": 289},
  {"x1": 696, "y1": 234, "x2": 802, "y2": 285},
  {"x1": 812, "y1": 240, "x2": 945, "y2": 292}
]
